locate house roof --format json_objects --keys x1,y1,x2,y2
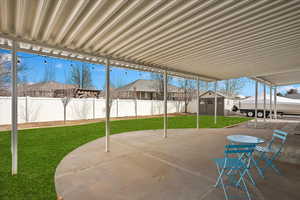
[
  {"x1": 199, "y1": 90, "x2": 242, "y2": 99},
  {"x1": 18, "y1": 81, "x2": 77, "y2": 91},
  {"x1": 115, "y1": 79, "x2": 183, "y2": 93}
]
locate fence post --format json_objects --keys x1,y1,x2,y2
[
  {"x1": 63, "y1": 97, "x2": 67, "y2": 124},
  {"x1": 135, "y1": 98, "x2": 137, "y2": 118},
  {"x1": 25, "y1": 96, "x2": 29, "y2": 122},
  {"x1": 93, "y1": 98, "x2": 95, "y2": 119},
  {"x1": 151, "y1": 99, "x2": 153, "y2": 115},
  {"x1": 116, "y1": 98, "x2": 119, "y2": 118}
]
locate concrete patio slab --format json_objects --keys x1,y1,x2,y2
[
  {"x1": 237, "y1": 118, "x2": 300, "y2": 135},
  {"x1": 55, "y1": 128, "x2": 300, "y2": 200}
]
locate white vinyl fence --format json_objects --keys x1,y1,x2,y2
[{"x1": 0, "y1": 97, "x2": 185, "y2": 125}]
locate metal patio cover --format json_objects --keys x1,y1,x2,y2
[{"x1": 0, "y1": 0, "x2": 300, "y2": 85}]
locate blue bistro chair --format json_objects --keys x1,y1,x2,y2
[
  {"x1": 213, "y1": 144, "x2": 256, "y2": 200},
  {"x1": 255, "y1": 130, "x2": 288, "y2": 176}
]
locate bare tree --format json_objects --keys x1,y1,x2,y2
[
  {"x1": 150, "y1": 72, "x2": 172, "y2": 100},
  {"x1": 113, "y1": 76, "x2": 126, "y2": 88},
  {"x1": 0, "y1": 53, "x2": 28, "y2": 94},
  {"x1": 0, "y1": 56, "x2": 10, "y2": 91},
  {"x1": 68, "y1": 64, "x2": 93, "y2": 89},
  {"x1": 102, "y1": 80, "x2": 118, "y2": 116},
  {"x1": 178, "y1": 79, "x2": 196, "y2": 113},
  {"x1": 60, "y1": 71, "x2": 74, "y2": 124},
  {"x1": 199, "y1": 80, "x2": 207, "y2": 91},
  {"x1": 219, "y1": 78, "x2": 247, "y2": 96},
  {"x1": 41, "y1": 63, "x2": 56, "y2": 82},
  {"x1": 61, "y1": 97, "x2": 72, "y2": 124}
]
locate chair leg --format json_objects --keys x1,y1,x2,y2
[
  {"x1": 214, "y1": 165, "x2": 229, "y2": 200},
  {"x1": 239, "y1": 170, "x2": 252, "y2": 200},
  {"x1": 261, "y1": 152, "x2": 283, "y2": 176},
  {"x1": 258, "y1": 151, "x2": 266, "y2": 162},
  {"x1": 214, "y1": 165, "x2": 223, "y2": 187},
  {"x1": 220, "y1": 174, "x2": 229, "y2": 200},
  {"x1": 270, "y1": 162, "x2": 282, "y2": 175},
  {"x1": 257, "y1": 151, "x2": 269, "y2": 176},
  {"x1": 251, "y1": 156, "x2": 264, "y2": 178},
  {"x1": 236, "y1": 167, "x2": 255, "y2": 187}
]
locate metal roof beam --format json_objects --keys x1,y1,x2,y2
[{"x1": 0, "y1": 35, "x2": 216, "y2": 81}]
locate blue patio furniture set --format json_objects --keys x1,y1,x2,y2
[{"x1": 213, "y1": 130, "x2": 288, "y2": 200}]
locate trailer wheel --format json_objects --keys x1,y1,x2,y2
[
  {"x1": 247, "y1": 111, "x2": 254, "y2": 117},
  {"x1": 257, "y1": 111, "x2": 264, "y2": 118}
]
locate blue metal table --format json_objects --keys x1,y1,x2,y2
[
  {"x1": 227, "y1": 135, "x2": 265, "y2": 145},
  {"x1": 227, "y1": 135, "x2": 265, "y2": 185}
]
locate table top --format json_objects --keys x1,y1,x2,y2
[{"x1": 227, "y1": 135, "x2": 265, "y2": 144}]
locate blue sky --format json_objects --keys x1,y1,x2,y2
[{"x1": 1, "y1": 48, "x2": 299, "y2": 96}]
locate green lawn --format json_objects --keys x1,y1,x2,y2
[{"x1": 0, "y1": 115, "x2": 249, "y2": 200}]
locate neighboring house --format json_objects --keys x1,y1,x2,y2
[
  {"x1": 114, "y1": 79, "x2": 186, "y2": 100},
  {"x1": 18, "y1": 81, "x2": 77, "y2": 97},
  {"x1": 285, "y1": 93, "x2": 300, "y2": 99},
  {"x1": 188, "y1": 90, "x2": 243, "y2": 116},
  {"x1": 17, "y1": 81, "x2": 101, "y2": 98},
  {"x1": 0, "y1": 88, "x2": 10, "y2": 96},
  {"x1": 55, "y1": 88, "x2": 102, "y2": 98}
]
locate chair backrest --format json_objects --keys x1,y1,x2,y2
[
  {"x1": 268, "y1": 130, "x2": 288, "y2": 150},
  {"x1": 224, "y1": 144, "x2": 256, "y2": 155},
  {"x1": 224, "y1": 144, "x2": 256, "y2": 167}
]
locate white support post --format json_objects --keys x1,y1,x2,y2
[
  {"x1": 164, "y1": 70, "x2": 167, "y2": 138},
  {"x1": 255, "y1": 81, "x2": 258, "y2": 128},
  {"x1": 206, "y1": 81, "x2": 208, "y2": 91},
  {"x1": 197, "y1": 77, "x2": 200, "y2": 129},
  {"x1": 274, "y1": 86, "x2": 277, "y2": 120},
  {"x1": 11, "y1": 40, "x2": 18, "y2": 175},
  {"x1": 214, "y1": 81, "x2": 217, "y2": 124},
  {"x1": 105, "y1": 58, "x2": 110, "y2": 152},
  {"x1": 263, "y1": 84, "x2": 266, "y2": 122},
  {"x1": 269, "y1": 86, "x2": 273, "y2": 119}
]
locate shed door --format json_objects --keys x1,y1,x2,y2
[{"x1": 199, "y1": 97, "x2": 224, "y2": 116}]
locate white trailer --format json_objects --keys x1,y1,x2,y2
[{"x1": 233, "y1": 95, "x2": 300, "y2": 117}]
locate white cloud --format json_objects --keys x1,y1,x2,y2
[
  {"x1": 0, "y1": 53, "x2": 12, "y2": 62},
  {"x1": 55, "y1": 63, "x2": 63, "y2": 68},
  {"x1": 93, "y1": 67, "x2": 105, "y2": 72}
]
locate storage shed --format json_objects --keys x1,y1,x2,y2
[
  {"x1": 199, "y1": 91, "x2": 225, "y2": 116},
  {"x1": 188, "y1": 90, "x2": 243, "y2": 116}
]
